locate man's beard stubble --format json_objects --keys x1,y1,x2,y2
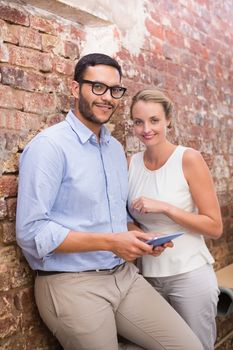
[{"x1": 78, "y1": 92, "x2": 116, "y2": 125}]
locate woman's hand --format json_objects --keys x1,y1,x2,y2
[
  {"x1": 149, "y1": 241, "x2": 174, "y2": 256},
  {"x1": 131, "y1": 196, "x2": 168, "y2": 214}
]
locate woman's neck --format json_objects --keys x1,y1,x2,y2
[{"x1": 144, "y1": 142, "x2": 176, "y2": 171}]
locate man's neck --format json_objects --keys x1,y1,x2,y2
[{"x1": 73, "y1": 107, "x2": 101, "y2": 140}]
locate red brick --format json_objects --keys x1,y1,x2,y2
[
  {"x1": 0, "y1": 246, "x2": 33, "y2": 291},
  {"x1": 0, "y1": 335, "x2": 26, "y2": 349},
  {"x1": 164, "y1": 73, "x2": 180, "y2": 92},
  {"x1": 0, "y1": 84, "x2": 23, "y2": 110},
  {"x1": 57, "y1": 94, "x2": 71, "y2": 113},
  {"x1": 0, "y1": 151, "x2": 19, "y2": 174},
  {"x1": 221, "y1": 206, "x2": 229, "y2": 218},
  {"x1": 0, "y1": 109, "x2": 41, "y2": 131},
  {"x1": 198, "y1": 58, "x2": 208, "y2": 74},
  {"x1": 203, "y1": 127, "x2": 217, "y2": 140},
  {"x1": 6, "y1": 197, "x2": 17, "y2": 220},
  {"x1": 147, "y1": 37, "x2": 163, "y2": 56},
  {"x1": 165, "y1": 29, "x2": 184, "y2": 49},
  {"x1": 0, "y1": 175, "x2": 18, "y2": 197},
  {"x1": 145, "y1": 18, "x2": 165, "y2": 40},
  {"x1": 162, "y1": 43, "x2": 178, "y2": 61},
  {"x1": 48, "y1": 39, "x2": 80, "y2": 60},
  {"x1": 0, "y1": 222, "x2": 16, "y2": 244},
  {"x1": 1, "y1": 130, "x2": 21, "y2": 152},
  {"x1": 150, "y1": 10, "x2": 161, "y2": 24},
  {"x1": 215, "y1": 63, "x2": 223, "y2": 79},
  {"x1": 30, "y1": 15, "x2": 61, "y2": 35},
  {"x1": 135, "y1": 53, "x2": 145, "y2": 67},
  {"x1": 179, "y1": 66, "x2": 200, "y2": 83},
  {"x1": 146, "y1": 54, "x2": 167, "y2": 71},
  {"x1": 70, "y1": 25, "x2": 86, "y2": 41},
  {"x1": 42, "y1": 33, "x2": 58, "y2": 52},
  {"x1": 0, "y1": 66, "x2": 46, "y2": 92},
  {"x1": 2, "y1": 23, "x2": 19, "y2": 45},
  {"x1": 189, "y1": 38, "x2": 209, "y2": 60},
  {"x1": 0, "y1": 294, "x2": 14, "y2": 317},
  {"x1": 0, "y1": 19, "x2": 5, "y2": 38},
  {"x1": 0, "y1": 198, "x2": 7, "y2": 218},
  {"x1": 62, "y1": 41, "x2": 79, "y2": 60},
  {"x1": 8, "y1": 44, "x2": 52, "y2": 72},
  {"x1": 18, "y1": 27, "x2": 42, "y2": 50},
  {"x1": 45, "y1": 113, "x2": 65, "y2": 127},
  {"x1": 14, "y1": 287, "x2": 34, "y2": 312},
  {"x1": 172, "y1": 7, "x2": 195, "y2": 28},
  {"x1": 194, "y1": 16, "x2": 209, "y2": 34},
  {"x1": 0, "y1": 43, "x2": 9, "y2": 62},
  {"x1": 45, "y1": 74, "x2": 71, "y2": 94},
  {"x1": 179, "y1": 51, "x2": 194, "y2": 67},
  {"x1": 0, "y1": 296, "x2": 19, "y2": 338},
  {"x1": 52, "y1": 56, "x2": 75, "y2": 76},
  {"x1": 22, "y1": 91, "x2": 57, "y2": 114},
  {"x1": 0, "y1": 4, "x2": 29, "y2": 26},
  {"x1": 166, "y1": 61, "x2": 182, "y2": 78}
]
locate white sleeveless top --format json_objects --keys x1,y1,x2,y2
[{"x1": 128, "y1": 146, "x2": 214, "y2": 277}]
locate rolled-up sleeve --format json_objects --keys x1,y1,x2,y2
[{"x1": 16, "y1": 136, "x2": 70, "y2": 260}]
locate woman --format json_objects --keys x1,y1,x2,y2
[{"x1": 128, "y1": 88, "x2": 223, "y2": 350}]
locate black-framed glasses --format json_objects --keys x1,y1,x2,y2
[{"x1": 78, "y1": 79, "x2": 127, "y2": 99}]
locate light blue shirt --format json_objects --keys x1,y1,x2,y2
[{"x1": 16, "y1": 110, "x2": 127, "y2": 271}]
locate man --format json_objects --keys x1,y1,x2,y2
[{"x1": 16, "y1": 53, "x2": 203, "y2": 350}]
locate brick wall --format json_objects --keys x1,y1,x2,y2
[{"x1": 0, "y1": 0, "x2": 232, "y2": 349}]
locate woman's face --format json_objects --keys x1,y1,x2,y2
[{"x1": 131, "y1": 100, "x2": 171, "y2": 146}]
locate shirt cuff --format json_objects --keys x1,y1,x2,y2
[{"x1": 34, "y1": 222, "x2": 70, "y2": 259}]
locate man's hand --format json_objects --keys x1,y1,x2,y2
[
  {"x1": 110, "y1": 231, "x2": 154, "y2": 261},
  {"x1": 110, "y1": 231, "x2": 173, "y2": 261}
]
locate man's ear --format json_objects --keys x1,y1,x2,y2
[{"x1": 71, "y1": 80, "x2": 80, "y2": 99}]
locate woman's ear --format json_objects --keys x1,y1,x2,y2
[
  {"x1": 71, "y1": 80, "x2": 80, "y2": 99},
  {"x1": 167, "y1": 117, "x2": 172, "y2": 129}
]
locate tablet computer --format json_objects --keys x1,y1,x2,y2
[{"x1": 146, "y1": 232, "x2": 184, "y2": 247}]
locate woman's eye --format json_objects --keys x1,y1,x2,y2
[
  {"x1": 133, "y1": 120, "x2": 142, "y2": 126},
  {"x1": 151, "y1": 118, "x2": 159, "y2": 124}
]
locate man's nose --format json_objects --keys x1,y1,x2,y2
[{"x1": 101, "y1": 88, "x2": 113, "y2": 101}]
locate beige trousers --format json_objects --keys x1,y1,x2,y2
[{"x1": 35, "y1": 262, "x2": 204, "y2": 350}]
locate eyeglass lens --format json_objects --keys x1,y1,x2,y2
[
  {"x1": 92, "y1": 82, "x2": 125, "y2": 98},
  {"x1": 79, "y1": 80, "x2": 126, "y2": 99}
]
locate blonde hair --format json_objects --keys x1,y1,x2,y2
[{"x1": 130, "y1": 89, "x2": 173, "y2": 128}]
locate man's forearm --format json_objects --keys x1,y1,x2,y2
[{"x1": 54, "y1": 231, "x2": 114, "y2": 253}]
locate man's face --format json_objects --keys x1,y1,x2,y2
[{"x1": 73, "y1": 65, "x2": 122, "y2": 128}]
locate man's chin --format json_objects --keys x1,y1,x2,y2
[
  {"x1": 95, "y1": 117, "x2": 111, "y2": 125},
  {"x1": 92, "y1": 113, "x2": 113, "y2": 125}
]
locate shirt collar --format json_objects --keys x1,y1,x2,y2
[{"x1": 65, "y1": 110, "x2": 111, "y2": 145}]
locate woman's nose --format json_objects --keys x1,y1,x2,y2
[{"x1": 143, "y1": 123, "x2": 151, "y2": 133}]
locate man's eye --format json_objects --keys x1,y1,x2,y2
[
  {"x1": 94, "y1": 83, "x2": 105, "y2": 90},
  {"x1": 112, "y1": 87, "x2": 122, "y2": 93}
]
